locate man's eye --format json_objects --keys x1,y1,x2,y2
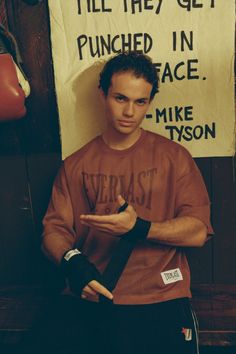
[
  {"x1": 136, "y1": 100, "x2": 147, "y2": 105},
  {"x1": 115, "y1": 96, "x2": 125, "y2": 102}
]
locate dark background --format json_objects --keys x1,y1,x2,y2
[{"x1": 0, "y1": 0, "x2": 235, "y2": 352}]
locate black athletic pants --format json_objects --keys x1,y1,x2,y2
[{"x1": 21, "y1": 295, "x2": 199, "y2": 354}]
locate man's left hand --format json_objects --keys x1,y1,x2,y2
[{"x1": 80, "y1": 195, "x2": 137, "y2": 236}]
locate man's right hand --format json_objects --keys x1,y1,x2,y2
[
  {"x1": 81, "y1": 280, "x2": 113, "y2": 300},
  {"x1": 61, "y1": 249, "x2": 110, "y2": 298}
]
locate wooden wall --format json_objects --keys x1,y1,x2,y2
[
  {"x1": 0, "y1": 0, "x2": 61, "y2": 286},
  {"x1": 0, "y1": 0, "x2": 235, "y2": 289}
]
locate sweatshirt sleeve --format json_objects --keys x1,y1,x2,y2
[
  {"x1": 42, "y1": 163, "x2": 77, "y2": 264},
  {"x1": 174, "y1": 149, "x2": 214, "y2": 235}
]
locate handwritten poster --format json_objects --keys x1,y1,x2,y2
[{"x1": 48, "y1": 0, "x2": 235, "y2": 159}]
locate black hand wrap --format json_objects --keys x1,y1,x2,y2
[
  {"x1": 118, "y1": 201, "x2": 151, "y2": 241},
  {"x1": 61, "y1": 251, "x2": 102, "y2": 296},
  {"x1": 100, "y1": 203, "x2": 151, "y2": 303},
  {"x1": 122, "y1": 216, "x2": 151, "y2": 242}
]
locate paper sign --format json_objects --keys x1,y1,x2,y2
[{"x1": 48, "y1": 0, "x2": 235, "y2": 159}]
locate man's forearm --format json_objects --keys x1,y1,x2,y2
[
  {"x1": 42, "y1": 233, "x2": 74, "y2": 265},
  {"x1": 79, "y1": 196, "x2": 208, "y2": 247},
  {"x1": 147, "y1": 216, "x2": 207, "y2": 247}
]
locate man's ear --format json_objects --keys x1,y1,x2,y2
[
  {"x1": 99, "y1": 88, "x2": 107, "y2": 102},
  {"x1": 148, "y1": 95, "x2": 155, "y2": 106},
  {"x1": 149, "y1": 95, "x2": 154, "y2": 103}
]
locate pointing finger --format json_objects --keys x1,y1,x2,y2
[{"x1": 88, "y1": 280, "x2": 113, "y2": 300}]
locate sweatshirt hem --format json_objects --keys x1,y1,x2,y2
[{"x1": 112, "y1": 289, "x2": 192, "y2": 305}]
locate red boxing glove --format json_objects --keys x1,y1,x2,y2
[
  {"x1": 0, "y1": 24, "x2": 29, "y2": 121},
  {"x1": 0, "y1": 53, "x2": 26, "y2": 121}
]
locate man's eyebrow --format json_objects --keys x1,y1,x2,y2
[
  {"x1": 136, "y1": 97, "x2": 149, "y2": 101},
  {"x1": 113, "y1": 92, "x2": 127, "y2": 97},
  {"x1": 113, "y1": 92, "x2": 149, "y2": 100}
]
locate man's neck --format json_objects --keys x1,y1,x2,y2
[{"x1": 102, "y1": 128, "x2": 142, "y2": 150}]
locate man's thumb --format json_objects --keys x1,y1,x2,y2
[
  {"x1": 117, "y1": 195, "x2": 129, "y2": 213},
  {"x1": 117, "y1": 194, "x2": 126, "y2": 206}
]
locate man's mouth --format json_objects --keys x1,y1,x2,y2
[{"x1": 117, "y1": 120, "x2": 135, "y2": 126}]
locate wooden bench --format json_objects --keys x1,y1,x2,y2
[
  {"x1": 0, "y1": 286, "x2": 51, "y2": 346},
  {"x1": 191, "y1": 284, "x2": 236, "y2": 347},
  {"x1": 0, "y1": 284, "x2": 236, "y2": 348}
]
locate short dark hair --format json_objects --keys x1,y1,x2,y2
[{"x1": 98, "y1": 51, "x2": 159, "y2": 100}]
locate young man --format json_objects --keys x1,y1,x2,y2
[{"x1": 42, "y1": 51, "x2": 213, "y2": 354}]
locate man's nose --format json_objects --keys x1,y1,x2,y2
[{"x1": 123, "y1": 102, "x2": 134, "y2": 117}]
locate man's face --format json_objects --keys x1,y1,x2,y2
[{"x1": 101, "y1": 71, "x2": 152, "y2": 136}]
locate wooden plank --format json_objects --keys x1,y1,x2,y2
[
  {"x1": 0, "y1": 156, "x2": 36, "y2": 284},
  {"x1": 191, "y1": 284, "x2": 236, "y2": 346},
  {"x1": 194, "y1": 158, "x2": 212, "y2": 197},
  {"x1": 26, "y1": 153, "x2": 61, "y2": 235},
  {"x1": 0, "y1": 286, "x2": 49, "y2": 331},
  {"x1": 26, "y1": 153, "x2": 63, "y2": 287},
  {"x1": 186, "y1": 241, "x2": 213, "y2": 283},
  {"x1": 0, "y1": 286, "x2": 51, "y2": 345},
  {"x1": 0, "y1": 0, "x2": 8, "y2": 27},
  {"x1": 191, "y1": 284, "x2": 236, "y2": 330},
  {"x1": 199, "y1": 331, "x2": 236, "y2": 347},
  {"x1": 211, "y1": 158, "x2": 236, "y2": 283},
  {"x1": 0, "y1": 120, "x2": 26, "y2": 154},
  {"x1": 187, "y1": 157, "x2": 213, "y2": 283}
]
